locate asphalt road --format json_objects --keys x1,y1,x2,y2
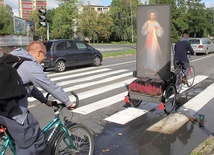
[{"x1": 5, "y1": 52, "x2": 214, "y2": 155}]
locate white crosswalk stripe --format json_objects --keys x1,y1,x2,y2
[{"x1": 28, "y1": 66, "x2": 212, "y2": 131}]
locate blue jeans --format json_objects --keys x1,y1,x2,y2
[{"x1": 174, "y1": 61, "x2": 190, "y2": 76}]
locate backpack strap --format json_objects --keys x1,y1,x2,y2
[{"x1": 12, "y1": 56, "x2": 32, "y2": 69}]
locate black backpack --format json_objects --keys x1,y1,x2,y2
[{"x1": 0, "y1": 53, "x2": 31, "y2": 116}]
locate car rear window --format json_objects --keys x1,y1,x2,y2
[
  {"x1": 189, "y1": 39, "x2": 200, "y2": 44},
  {"x1": 44, "y1": 42, "x2": 54, "y2": 51}
]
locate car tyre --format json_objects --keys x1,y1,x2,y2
[
  {"x1": 55, "y1": 60, "x2": 66, "y2": 72},
  {"x1": 93, "y1": 56, "x2": 101, "y2": 66}
]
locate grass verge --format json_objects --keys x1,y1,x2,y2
[{"x1": 102, "y1": 49, "x2": 136, "y2": 58}]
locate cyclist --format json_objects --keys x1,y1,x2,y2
[
  {"x1": 174, "y1": 30, "x2": 195, "y2": 84},
  {"x1": 0, "y1": 41, "x2": 76, "y2": 155}
]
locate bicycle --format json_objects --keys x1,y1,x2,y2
[
  {"x1": 174, "y1": 59, "x2": 195, "y2": 93},
  {"x1": 0, "y1": 91, "x2": 95, "y2": 155}
]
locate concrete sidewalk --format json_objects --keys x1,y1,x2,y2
[{"x1": 190, "y1": 135, "x2": 214, "y2": 155}]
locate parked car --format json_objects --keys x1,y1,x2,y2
[
  {"x1": 189, "y1": 38, "x2": 214, "y2": 55},
  {"x1": 42, "y1": 39, "x2": 103, "y2": 72}
]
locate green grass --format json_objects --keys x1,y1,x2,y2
[{"x1": 102, "y1": 49, "x2": 136, "y2": 58}]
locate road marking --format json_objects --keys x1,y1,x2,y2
[
  {"x1": 104, "y1": 102, "x2": 157, "y2": 125},
  {"x1": 50, "y1": 68, "x2": 111, "y2": 81},
  {"x1": 45, "y1": 60, "x2": 136, "y2": 77},
  {"x1": 73, "y1": 92, "x2": 127, "y2": 115},
  {"x1": 46, "y1": 66, "x2": 103, "y2": 77},
  {"x1": 180, "y1": 75, "x2": 208, "y2": 93},
  {"x1": 37, "y1": 69, "x2": 128, "y2": 91},
  {"x1": 104, "y1": 75, "x2": 208, "y2": 125},
  {"x1": 28, "y1": 73, "x2": 133, "y2": 102},
  {"x1": 147, "y1": 82, "x2": 214, "y2": 134},
  {"x1": 73, "y1": 78, "x2": 135, "y2": 114}
]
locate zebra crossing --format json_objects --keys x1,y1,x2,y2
[{"x1": 28, "y1": 65, "x2": 214, "y2": 129}]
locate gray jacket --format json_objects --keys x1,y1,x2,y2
[{"x1": 10, "y1": 48, "x2": 72, "y2": 124}]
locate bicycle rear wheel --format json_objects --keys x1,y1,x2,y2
[
  {"x1": 164, "y1": 84, "x2": 176, "y2": 114},
  {"x1": 53, "y1": 124, "x2": 94, "y2": 155},
  {"x1": 187, "y1": 66, "x2": 195, "y2": 87},
  {"x1": 175, "y1": 70, "x2": 182, "y2": 93}
]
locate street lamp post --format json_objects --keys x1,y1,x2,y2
[{"x1": 130, "y1": 0, "x2": 134, "y2": 42}]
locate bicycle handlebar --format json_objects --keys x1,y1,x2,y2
[{"x1": 46, "y1": 91, "x2": 79, "y2": 109}]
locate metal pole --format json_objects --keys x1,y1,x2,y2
[
  {"x1": 47, "y1": 23, "x2": 49, "y2": 41},
  {"x1": 130, "y1": 0, "x2": 134, "y2": 42}
]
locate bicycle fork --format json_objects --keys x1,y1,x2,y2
[{"x1": 61, "y1": 125, "x2": 79, "y2": 153}]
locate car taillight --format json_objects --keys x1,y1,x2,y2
[
  {"x1": 50, "y1": 56, "x2": 54, "y2": 60},
  {"x1": 198, "y1": 45, "x2": 203, "y2": 48}
]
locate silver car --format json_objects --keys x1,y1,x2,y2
[{"x1": 189, "y1": 38, "x2": 214, "y2": 55}]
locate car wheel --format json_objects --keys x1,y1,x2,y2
[
  {"x1": 205, "y1": 49, "x2": 208, "y2": 55},
  {"x1": 55, "y1": 60, "x2": 66, "y2": 72},
  {"x1": 93, "y1": 56, "x2": 101, "y2": 66}
]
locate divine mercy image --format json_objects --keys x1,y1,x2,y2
[{"x1": 141, "y1": 9, "x2": 164, "y2": 72}]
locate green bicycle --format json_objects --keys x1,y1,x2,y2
[{"x1": 0, "y1": 91, "x2": 95, "y2": 155}]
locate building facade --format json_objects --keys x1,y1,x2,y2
[
  {"x1": 0, "y1": 0, "x2": 4, "y2": 6},
  {"x1": 88, "y1": 5, "x2": 110, "y2": 14},
  {"x1": 19, "y1": 0, "x2": 47, "y2": 20}
]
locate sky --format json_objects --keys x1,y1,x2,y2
[{"x1": 4, "y1": 0, "x2": 214, "y2": 17}]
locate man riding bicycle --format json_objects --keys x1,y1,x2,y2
[
  {"x1": 0, "y1": 41, "x2": 76, "y2": 155},
  {"x1": 174, "y1": 30, "x2": 195, "y2": 84}
]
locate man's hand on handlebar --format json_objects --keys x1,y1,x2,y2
[
  {"x1": 45, "y1": 100, "x2": 53, "y2": 107},
  {"x1": 67, "y1": 103, "x2": 76, "y2": 110},
  {"x1": 45, "y1": 100, "x2": 76, "y2": 110}
]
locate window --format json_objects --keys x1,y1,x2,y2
[
  {"x1": 189, "y1": 39, "x2": 200, "y2": 44},
  {"x1": 65, "y1": 41, "x2": 76, "y2": 50},
  {"x1": 76, "y1": 42, "x2": 87, "y2": 50},
  {"x1": 56, "y1": 42, "x2": 65, "y2": 51}
]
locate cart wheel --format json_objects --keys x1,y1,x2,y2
[
  {"x1": 130, "y1": 99, "x2": 141, "y2": 107},
  {"x1": 164, "y1": 84, "x2": 176, "y2": 114}
]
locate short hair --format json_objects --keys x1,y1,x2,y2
[
  {"x1": 26, "y1": 41, "x2": 45, "y2": 52},
  {"x1": 183, "y1": 29, "x2": 189, "y2": 35}
]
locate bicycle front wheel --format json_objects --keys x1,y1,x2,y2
[
  {"x1": 187, "y1": 66, "x2": 195, "y2": 87},
  {"x1": 53, "y1": 124, "x2": 94, "y2": 155}
]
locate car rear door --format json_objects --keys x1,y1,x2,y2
[
  {"x1": 55, "y1": 41, "x2": 80, "y2": 66},
  {"x1": 206, "y1": 38, "x2": 213, "y2": 53},
  {"x1": 74, "y1": 41, "x2": 94, "y2": 64}
]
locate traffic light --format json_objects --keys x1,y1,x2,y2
[
  {"x1": 38, "y1": 9, "x2": 47, "y2": 27},
  {"x1": 118, "y1": 12, "x2": 122, "y2": 19}
]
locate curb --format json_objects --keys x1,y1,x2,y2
[{"x1": 190, "y1": 135, "x2": 214, "y2": 155}]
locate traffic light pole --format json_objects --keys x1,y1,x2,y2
[{"x1": 47, "y1": 23, "x2": 49, "y2": 41}]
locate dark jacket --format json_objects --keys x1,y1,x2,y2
[{"x1": 174, "y1": 37, "x2": 194, "y2": 63}]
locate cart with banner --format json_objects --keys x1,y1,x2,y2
[{"x1": 125, "y1": 4, "x2": 176, "y2": 114}]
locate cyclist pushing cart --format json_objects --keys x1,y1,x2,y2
[
  {"x1": 174, "y1": 29, "x2": 195, "y2": 85},
  {"x1": 125, "y1": 4, "x2": 195, "y2": 114}
]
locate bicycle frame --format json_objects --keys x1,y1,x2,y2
[
  {"x1": 0, "y1": 114, "x2": 77, "y2": 155},
  {"x1": 43, "y1": 112, "x2": 77, "y2": 151},
  {"x1": 0, "y1": 131, "x2": 16, "y2": 155}
]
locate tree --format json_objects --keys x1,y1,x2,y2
[
  {"x1": 0, "y1": 5, "x2": 14, "y2": 35},
  {"x1": 50, "y1": 0, "x2": 80, "y2": 39},
  {"x1": 77, "y1": 5, "x2": 98, "y2": 42},
  {"x1": 96, "y1": 13, "x2": 114, "y2": 42},
  {"x1": 185, "y1": 0, "x2": 207, "y2": 37},
  {"x1": 109, "y1": 0, "x2": 140, "y2": 42}
]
